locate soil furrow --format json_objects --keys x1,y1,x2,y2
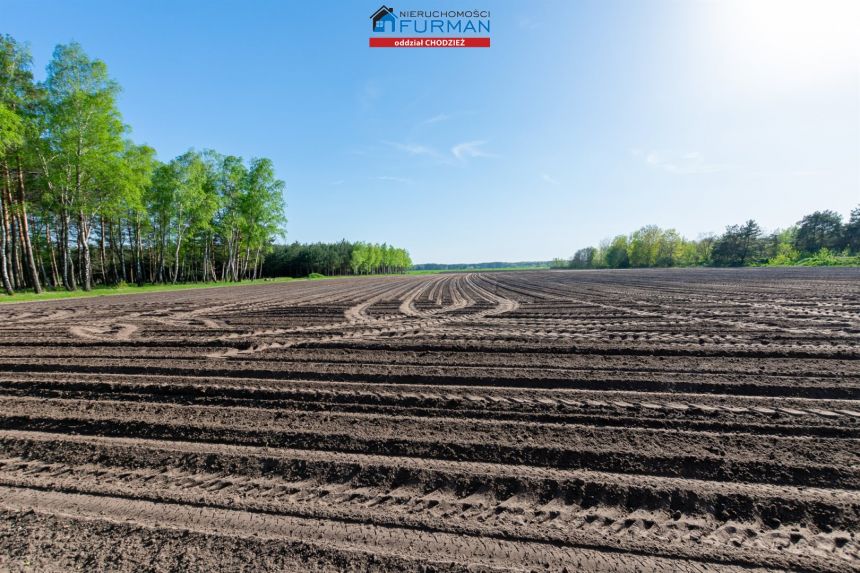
[{"x1": 1, "y1": 268, "x2": 857, "y2": 571}]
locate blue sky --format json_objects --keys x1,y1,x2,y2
[{"x1": 4, "y1": 0, "x2": 859, "y2": 263}]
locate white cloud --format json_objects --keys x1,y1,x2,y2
[
  {"x1": 376, "y1": 175, "x2": 413, "y2": 184},
  {"x1": 451, "y1": 140, "x2": 494, "y2": 161},
  {"x1": 541, "y1": 173, "x2": 560, "y2": 185},
  {"x1": 330, "y1": 179, "x2": 344, "y2": 186},
  {"x1": 383, "y1": 140, "x2": 438, "y2": 157},
  {"x1": 633, "y1": 148, "x2": 732, "y2": 174},
  {"x1": 421, "y1": 113, "x2": 452, "y2": 125},
  {"x1": 418, "y1": 111, "x2": 476, "y2": 127},
  {"x1": 748, "y1": 169, "x2": 826, "y2": 177}
]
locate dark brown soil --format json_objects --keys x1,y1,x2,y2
[{"x1": 0, "y1": 268, "x2": 858, "y2": 572}]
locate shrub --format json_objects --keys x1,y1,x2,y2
[{"x1": 798, "y1": 248, "x2": 840, "y2": 266}]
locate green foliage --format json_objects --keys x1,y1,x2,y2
[
  {"x1": 0, "y1": 35, "x2": 293, "y2": 295},
  {"x1": 763, "y1": 228, "x2": 800, "y2": 266},
  {"x1": 409, "y1": 266, "x2": 549, "y2": 274},
  {"x1": 104, "y1": 142, "x2": 156, "y2": 218},
  {"x1": 264, "y1": 241, "x2": 412, "y2": 278},
  {"x1": 843, "y1": 207, "x2": 860, "y2": 253},
  {"x1": 570, "y1": 247, "x2": 597, "y2": 269},
  {"x1": 413, "y1": 261, "x2": 549, "y2": 271},
  {"x1": 711, "y1": 220, "x2": 763, "y2": 266},
  {"x1": 794, "y1": 210, "x2": 844, "y2": 255},
  {"x1": 795, "y1": 248, "x2": 859, "y2": 267},
  {"x1": 0, "y1": 103, "x2": 23, "y2": 153},
  {"x1": 766, "y1": 249, "x2": 800, "y2": 266},
  {"x1": 627, "y1": 225, "x2": 661, "y2": 267},
  {"x1": 557, "y1": 208, "x2": 860, "y2": 270},
  {"x1": 0, "y1": 35, "x2": 30, "y2": 153},
  {"x1": 44, "y1": 42, "x2": 125, "y2": 210},
  {"x1": 605, "y1": 235, "x2": 629, "y2": 268}
]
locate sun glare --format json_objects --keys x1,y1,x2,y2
[{"x1": 708, "y1": 0, "x2": 859, "y2": 90}]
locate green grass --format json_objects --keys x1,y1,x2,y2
[{"x1": 0, "y1": 277, "x2": 302, "y2": 304}]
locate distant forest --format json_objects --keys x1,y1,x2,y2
[
  {"x1": 412, "y1": 261, "x2": 549, "y2": 271},
  {"x1": 553, "y1": 208, "x2": 860, "y2": 270},
  {"x1": 263, "y1": 241, "x2": 412, "y2": 278}
]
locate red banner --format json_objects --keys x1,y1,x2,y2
[{"x1": 369, "y1": 37, "x2": 490, "y2": 48}]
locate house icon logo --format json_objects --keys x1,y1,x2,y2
[{"x1": 371, "y1": 5, "x2": 396, "y2": 32}]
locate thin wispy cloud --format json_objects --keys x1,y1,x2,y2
[
  {"x1": 418, "y1": 110, "x2": 477, "y2": 128},
  {"x1": 383, "y1": 140, "x2": 439, "y2": 157},
  {"x1": 451, "y1": 140, "x2": 494, "y2": 161},
  {"x1": 541, "y1": 173, "x2": 560, "y2": 185},
  {"x1": 749, "y1": 169, "x2": 826, "y2": 177},
  {"x1": 376, "y1": 175, "x2": 413, "y2": 184},
  {"x1": 632, "y1": 149, "x2": 732, "y2": 175},
  {"x1": 420, "y1": 113, "x2": 452, "y2": 125},
  {"x1": 383, "y1": 139, "x2": 495, "y2": 165},
  {"x1": 330, "y1": 179, "x2": 344, "y2": 186}
]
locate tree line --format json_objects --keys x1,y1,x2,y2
[
  {"x1": 553, "y1": 207, "x2": 860, "y2": 270},
  {"x1": 412, "y1": 261, "x2": 549, "y2": 271},
  {"x1": 0, "y1": 35, "x2": 286, "y2": 296},
  {"x1": 262, "y1": 241, "x2": 412, "y2": 278}
]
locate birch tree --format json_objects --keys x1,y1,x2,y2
[{"x1": 42, "y1": 42, "x2": 124, "y2": 290}]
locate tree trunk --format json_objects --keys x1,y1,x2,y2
[
  {"x1": 130, "y1": 214, "x2": 143, "y2": 286},
  {"x1": 46, "y1": 223, "x2": 60, "y2": 288},
  {"x1": 60, "y1": 204, "x2": 75, "y2": 290},
  {"x1": 126, "y1": 218, "x2": 136, "y2": 285},
  {"x1": 14, "y1": 156, "x2": 42, "y2": 293},
  {"x1": 208, "y1": 238, "x2": 217, "y2": 282},
  {"x1": 0, "y1": 175, "x2": 13, "y2": 295},
  {"x1": 35, "y1": 222, "x2": 50, "y2": 289},
  {"x1": 99, "y1": 216, "x2": 108, "y2": 285},
  {"x1": 149, "y1": 245, "x2": 156, "y2": 284},
  {"x1": 172, "y1": 228, "x2": 183, "y2": 283},
  {"x1": 232, "y1": 230, "x2": 240, "y2": 282},
  {"x1": 158, "y1": 228, "x2": 167, "y2": 283},
  {"x1": 13, "y1": 213, "x2": 27, "y2": 287},
  {"x1": 79, "y1": 211, "x2": 92, "y2": 291},
  {"x1": 202, "y1": 238, "x2": 209, "y2": 282},
  {"x1": 113, "y1": 220, "x2": 125, "y2": 283},
  {"x1": 252, "y1": 246, "x2": 262, "y2": 280},
  {"x1": 1, "y1": 170, "x2": 21, "y2": 290}
]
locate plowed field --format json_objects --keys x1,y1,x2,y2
[{"x1": 0, "y1": 268, "x2": 858, "y2": 572}]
